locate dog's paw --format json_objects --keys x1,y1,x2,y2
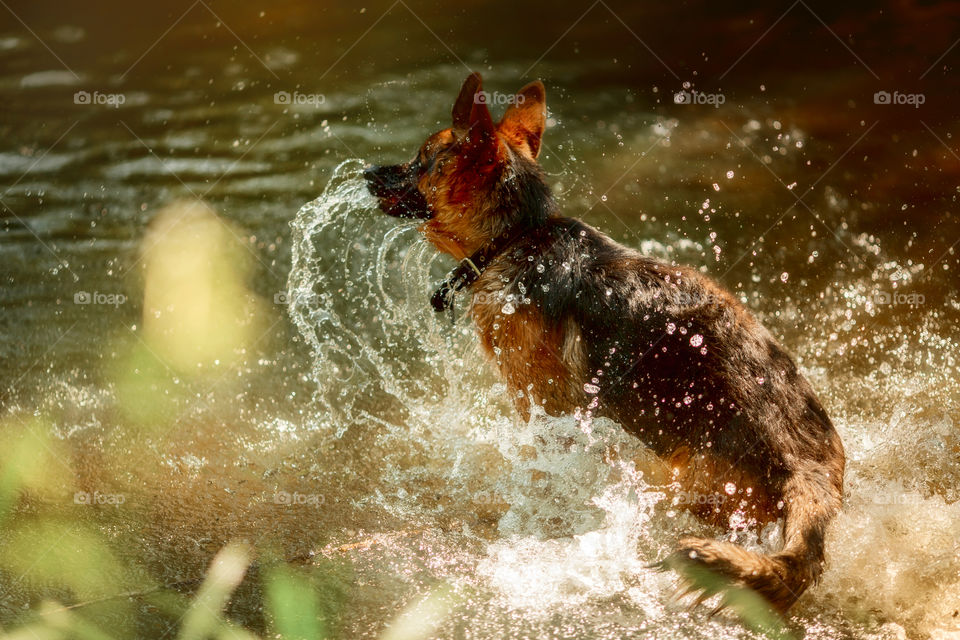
[
  {"x1": 653, "y1": 541, "x2": 795, "y2": 637},
  {"x1": 656, "y1": 549, "x2": 732, "y2": 611}
]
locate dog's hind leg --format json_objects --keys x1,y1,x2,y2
[
  {"x1": 769, "y1": 464, "x2": 844, "y2": 605},
  {"x1": 662, "y1": 457, "x2": 844, "y2": 613}
]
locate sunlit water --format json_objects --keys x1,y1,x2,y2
[
  {"x1": 2, "y1": 3, "x2": 959, "y2": 638},
  {"x1": 275, "y1": 160, "x2": 960, "y2": 639}
]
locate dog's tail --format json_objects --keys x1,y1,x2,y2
[{"x1": 662, "y1": 464, "x2": 843, "y2": 613}]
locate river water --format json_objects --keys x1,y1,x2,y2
[{"x1": 1, "y1": 1, "x2": 958, "y2": 638}]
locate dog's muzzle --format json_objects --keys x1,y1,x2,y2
[{"x1": 363, "y1": 163, "x2": 432, "y2": 219}]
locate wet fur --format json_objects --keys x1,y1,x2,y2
[{"x1": 364, "y1": 73, "x2": 845, "y2": 614}]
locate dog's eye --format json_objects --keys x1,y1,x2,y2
[
  {"x1": 415, "y1": 153, "x2": 434, "y2": 175},
  {"x1": 420, "y1": 141, "x2": 451, "y2": 168}
]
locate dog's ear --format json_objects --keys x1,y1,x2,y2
[
  {"x1": 452, "y1": 72, "x2": 482, "y2": 131},
  {"x1": 452, "y1": 72, "x2": 498, "y2": 160},
  {"x1": 498, "y1": 80, "x2": 546, "y2": 159}
]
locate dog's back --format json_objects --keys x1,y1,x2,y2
[{"x1": 471, "y1": 216, "x2": 845, "y2": 610}]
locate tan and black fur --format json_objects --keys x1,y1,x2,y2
[{"x1": 363, "y1": 73, "x2": 845, "y2": 613}]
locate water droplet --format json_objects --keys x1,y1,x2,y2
[
  {"x1": 666, "y1": 322, "x2": 676, "y2": 334},
  {"x1": 583, "y1": 383, "x2": 600, "y2": 394},
  {"x1": 690, "y1": 334, "x2": 703, "y2": 347},
  {"x1": 501, "y1": 302, "x2": 516, "y2": 315},
  {"x1": 724, "y1": 482, "x2": 736, "y2": 495}
]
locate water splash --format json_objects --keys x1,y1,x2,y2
[
  {"x1": 286, "y1": 160, "x2": 960, "y2": 640},
  {"x1": 288, "y1": 159, "x2": 477, "y2": 437}
]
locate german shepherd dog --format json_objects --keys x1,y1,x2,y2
[{"x1": 363, "y1": 73, "x2": 845, "y2": 613}]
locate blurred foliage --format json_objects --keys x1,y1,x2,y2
[
  {"x1": 140, "y1": 201, "x2": 266, "y2": 375},
  {"x1": 0, "y1": 200, "x2": 457, "y2": 639},
  {"x1": 112, "y1": 200, "x2": 269, "y2": 431},
  {"x1": 264, "y1": 565, "x2": 331, "y2": 639},
  {"x1": 666, "y1": 558, "x2": 795, "y2": 640}
]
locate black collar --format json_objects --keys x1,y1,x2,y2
[{"x1": 430, "y1": 231, "x2": 523, "y2": 322}]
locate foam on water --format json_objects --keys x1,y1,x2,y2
[{"x1": 288, "y1": 160, "x2": 960, "y2": 639}]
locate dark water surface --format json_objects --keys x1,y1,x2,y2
[{"x1": 1, "y1": 1, "x2": 959, "y2": 638}]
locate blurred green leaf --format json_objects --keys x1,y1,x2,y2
[
  {"x1": 0, "y1": 416, "x2": 72, "y2": 524},
  {"x1": 36, "y1": 601, "x2": 119, "y2": 640},
  {"x1": 215, "y1": 622, "x2": 262, "y2": 640},
  {"x1": 111, "y1": 341, "x2": 182, "y2": 429},
  {"x1": 0, "y1": 622, "x2": 65, "y2": 640},
  {"x1": 265, "y1": 565, "x2": 329, "y2": 640},
  {"x1": 380, "y1": 586, "x2": 457, "y2": 640},
  {"x1": 178, "y1": 543, "x2": 251, "y2": 640},
  {"x1": 0, "y1": 520, "x2": 148, "y2": 602},
  {"x1": 669, "y1": 561, "x2": 795, "y2": 640}
]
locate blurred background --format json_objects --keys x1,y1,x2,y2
[{"x1": 1, "y1": 1, "x2": 959, "y2": 638}]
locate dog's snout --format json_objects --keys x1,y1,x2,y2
[
  {"x1": 363, "y1": 165, "x2": 382, "y2": 193},
  {"x1": 362, "y1": 161, "x2": 432, "y2": 219},
  {"x1": 363, "y1": 163, "x2": 404, "y2": 198}
]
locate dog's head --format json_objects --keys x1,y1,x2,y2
[{"x1": 364, "y1": 73, "x2": 552, "y2": 259}]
